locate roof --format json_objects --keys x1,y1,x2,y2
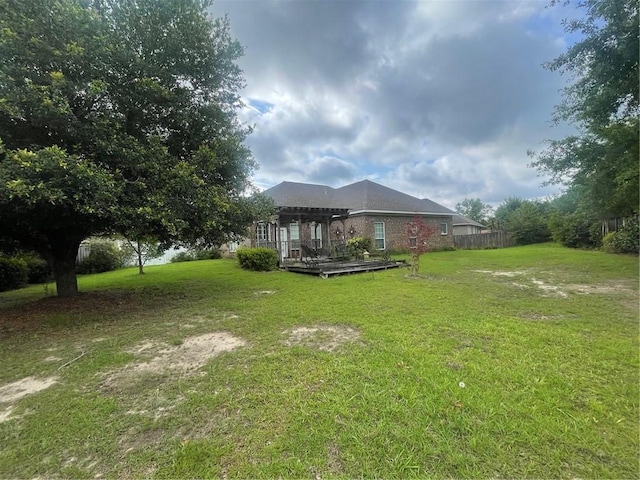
[
  {"x1": 452, "y1": 214, "x2": 485, "y2": 227},
  {"x1": 262, "y1": 181, "x2": 340, "y2": 209},
  {"x1": 264, "y1": 179, "x2": 454, "y2": 216}
]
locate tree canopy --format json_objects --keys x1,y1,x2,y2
[
  {"x1": 0, "y1": 0, "x2": 262, "y2": 296},
  {"x1": 530, "y1": 0, "x2": 639, "y2": 218},
  {"x1": 455, "y1": 198, "x2": 492, "y2": 224}
]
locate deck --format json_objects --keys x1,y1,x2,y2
[{"x1": 282, "y1": 259, "x2": 407, "y2": 278}]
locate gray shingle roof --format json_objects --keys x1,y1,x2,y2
[
  {"x1": 264, "y1": 179, "x2": 454, "y2": 215},
  {"x1": 452, "y1": 214, "x2": 485, "y2": 227},
  {"x1": 262, "y1": 181, "x2": 340, "y2": 209}
]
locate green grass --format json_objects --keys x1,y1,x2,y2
[{"x1": 0, "y1": 244, "x2": 638, "y2": 478}]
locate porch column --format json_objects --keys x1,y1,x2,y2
[
  {"x1": 275, "y1": 217, "x2": 281, "y2": 262},
  {"x1": 325, "y1": 216, "x2": 332, "y2": 253}
]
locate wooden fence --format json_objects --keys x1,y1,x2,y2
[{"x1": 454, "y1": 231, "x2": 514, "y2": 250}]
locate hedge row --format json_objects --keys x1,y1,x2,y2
[{"x1": 0, "y1": 253, "x2": 53, "y2": 292}]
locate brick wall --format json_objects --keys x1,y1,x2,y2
[{"x1": 332, "y1": 214, "x2": 453, "y2": 251}]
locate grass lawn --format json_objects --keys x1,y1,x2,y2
[{"x1": 0, "y1": 243, "x2": 638, "y2": 478}]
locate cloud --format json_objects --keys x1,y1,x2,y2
[{"x1": 213, "y1": 0, "x2": 574, "y2": 206}]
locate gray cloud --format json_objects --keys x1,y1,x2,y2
[{"x1": 213, "y1": 0, "x2": 574, "y2": 206}]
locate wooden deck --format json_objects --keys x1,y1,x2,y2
[{"x1": 282, "y1": 259, "x2": 407, "y2": 278}]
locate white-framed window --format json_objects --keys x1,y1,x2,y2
[
  {"x1": 256, "y1": 223, "x2": 271, "y2": 246},
  {"x1": 408, "y1": 224, "x2": 417, "y2": 248},
  {"x1": 290, "y1": 222, "x2": 300, "y2": 249},
  {"x1": 440, "y1": 222, "x2": 448, "y2": 235},
  {"x1": 311, "y1": 223, "x2": 322, "y2": 249},
  {"x1": 374, "y1": 222, "x2": 385, "y2": 250}
]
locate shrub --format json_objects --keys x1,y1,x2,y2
[
  {"x1": 236, "y1": 247, "x2": 278, "y2": 271},
  {"x1": 18, "y1": 253, "x2": 52, "y2": 283},
  {"x1": 170, "y1": 248, "x2": 222, "y2": 263},
  {"x1": 506, "y1": 202, "x2": 551, "y2": 245},
  {"x1": 170, "y1": 251, "x2": 193, "y2": 263},
  {"x1": 192, "y1": 248, "x2": 221, "y2": 260},
  {"x1": 0, "y1": 256, "x2": 28, "y2": 292},
  {"x1": 602, "y1": 218, "x2": 639, "y2": 254},
  {"x1": 347, "y1": 237, "x2": 372, "y2": 258},
  {"x1": 548, "y1": 212, "x2": 601, "y2": 249},
  {"x1": 76, "y1": 240, "x2": 122, "y2": 274}
]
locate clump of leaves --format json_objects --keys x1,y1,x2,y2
[{"x1": 347, "y1": 237, "x2": 372, "y2": 260}]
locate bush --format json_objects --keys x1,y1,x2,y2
[
  {"x1": 347, "y1": 237, "x2": 372, "y2": 258},
  {"x1": 76, "y1": 240, "x2": 123, "y2": 274},
  {"x1": 192, "y1": 248, "x2": 221, "y2": 260},
  {"x1": 506, "y1": 202, "x2": 551, "y2": 245},
  {"x1": 548, "y1": 212, "x2": 601, "y2": 249},
  {"x1": 602, "y1": 218, "x2": 639, "y2": 254},
  {"x1": 18, "y1": 253, "x2": 52, "y2": 283},
  {"x1": 0, "y1": 256, "x2": 28, "y2": 292},
  {"x1": 170, "y1": 251, "x2": 193, "y2": 263},
  {"x1": 170, "y1": 248, "x2": 222, "y2": 263},
  {"x1": 236, "y1": 247, "x2": 278, "y2": 271}
]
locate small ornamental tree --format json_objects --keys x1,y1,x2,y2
[
  {"x1": 406, "y1": 215, "x2": 438, "y2": 277},
  {"x1": 121, "y1": 238, "x2": 166, "y2": 275}
]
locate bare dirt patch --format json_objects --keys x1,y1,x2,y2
[
  {"x1": 0, "y1": 405, "x2": 15, "y2": 423},
  {"x1": 565, "y1": 281, "x2": 636, "y2": 295},
  {"x1": 521, "y1": 314, "x2": 571, "y2": 322},
  {"x1": 283, "y1": 325, "x2": 361, "y2": 352},
  {"x1": 42, "y1": 355, "x2": 62, "y2": 363},
  {"x1": 531, "y1": 279, "x2": 568, "y2": 298},
  {"x1": 102, "y1": 332, "x2": 246, "y2": 390},
  {"x1": 474, "y1": 269, "x2": 637, "y2": 299},
  {"x1": 0, "y1": 376, "x2": 59, "y2": 403},
  {"x1": 473, "y1": 270, "x2": 529, "y2": 277}
]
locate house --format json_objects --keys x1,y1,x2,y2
[
  {"x1": 252, "y1": 179, "x2": 456, "y2": 261},
  {"x1": 451, "y1": 214, "x2": 485, "y2": 235}
]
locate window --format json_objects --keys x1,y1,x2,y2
[
  {"x1": 257, "y1": 223, "x2": 271, "y2": 246},
  {"x1": 408, "y1": 224, "x2": 417, "y2": 248},
  {"x1": 311, "y1": 223, "x2": 322, "y2": 249},
  {"x1": 374, "y1": 222, "x2": 385, "y2": 250},
  {"x1": 440, "y1": 222, "x2": 448, "y2": 235},
  {"x1": 290, "y1": 222, "x2": 300, "y2": 249}
]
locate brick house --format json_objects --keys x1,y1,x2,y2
[{"x1": 251, "y1": 179, "x2": 457, "y2": 261}]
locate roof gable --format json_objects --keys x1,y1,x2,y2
[
  {"x1": 263, "y1": 181, "x2": 340, "y2": 209},
  {"x1": 264, "y1": 179, "x2": 454, "y2": 216}
]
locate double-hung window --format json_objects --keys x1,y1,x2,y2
[
  {"x1": 257, "y1": 223, "x2": 270, "y2": 246},
  {"x1": 408, "y1": 224, "x2": 417, "y2": 248},
  {"x1": 374, "y1": 222, "x2": 385, "y2": 250},
  {"x1": 290, "y1": 222, "x2": 300, "y2": 250},
  {"x1": 311, "y1": 223, "x2": 322, "y2": 249}
]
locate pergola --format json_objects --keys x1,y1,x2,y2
[{"x1": 263, "y1": 206, "x2": 351, "y2": 262}]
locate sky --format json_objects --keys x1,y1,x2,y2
[{"x1": 211, "y1": 0, "x2": 583, "y2": 210}]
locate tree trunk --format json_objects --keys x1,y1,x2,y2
[
  {"x1": 46, "y1": 235, "x2": 84, "y2": 298},
  {"x1": 53, "y1": 255, "x2": 79, "y2": 297},
  {"x1": 137, "y1": 240, "x2": 144, "y2": 275}
]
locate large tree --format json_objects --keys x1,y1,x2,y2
[
  {"x1": 455, "y1": 198, "x2": 492, "y2": 224},
  {"x1": 0, "y1": 0, "x2": 260, "y2": 296},
  {"x1": 530, "y1": 0, "x2": 639, "y2": 218}
]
